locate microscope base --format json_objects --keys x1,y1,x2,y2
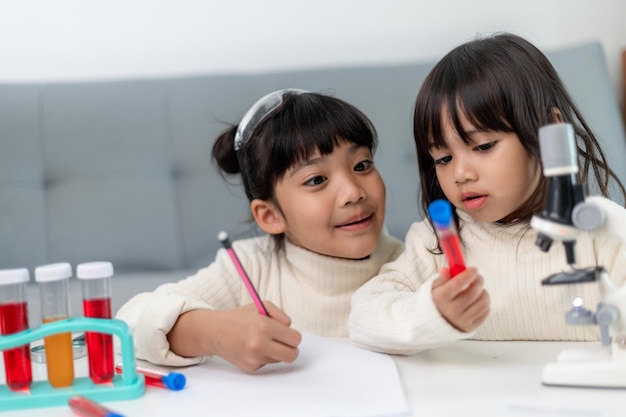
[{"x1": 542, "y1": 348, "x2": 626, "y2": 388}]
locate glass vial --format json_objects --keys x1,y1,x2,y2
[
  {"x1": 0, "y1": 268, "x2": 32, "y2": 391},
  {"x1": 428, "y1": 199, "x2": 467, "y2": 278},
  {"x1": 76, "y1": 261, "x2": 114, "y2": 384},
  {"x1": 34, "y1": 262, "x2": 74, "y2": 388}
]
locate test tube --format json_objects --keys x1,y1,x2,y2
[
  {"x1": 428, "y1": 199, "x2": 467, "y2": 278},
  {"x1": 35, "y1": 262, "x2": 74, "y2": 388},
  {"x1": 115, "y1": 364, "x2": 186, "y2": 391},
  {"x1": 77, "y1": 261, "x2": 114, "y2": 384},
  {"x1": 0, "y1": 268, "x2": 32, "y2": 391}
]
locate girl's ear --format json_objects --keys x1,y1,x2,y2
[
  {"x1": 250, "y1": 199, "x2": 286, "y2": 235},
  {"x1": 551, "y1": 107, "x2": 564, "y2": 123}
]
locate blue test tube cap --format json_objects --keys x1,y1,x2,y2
[
  {"x1": 163, "y1": 371, "x2": 186, "y2": 391},
  {"x1": 428, "y1": 199, "x2": 453, "y2": 228}
]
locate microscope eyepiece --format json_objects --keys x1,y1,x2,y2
[
  {"x1": 538, "y1": 123, "x2": 583, "y2": 226},
  {"x1": 532, "y1": 123, "x2": 585, "y2": 263},
  {"x1": 538, "y1": 123, "x2": 578, "y2": 177}
]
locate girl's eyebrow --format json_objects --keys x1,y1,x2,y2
[
  {"x1": 429, "y1": 129, "x2": 483, "y2": 150},
  {"x1": 429, "y1": 141, "x2": 447, "y2": 150},
  {"x1": 289, "y1": 154, "x2": 324, "y2": 178},
  {"x1": 288, "y1": 143, "x2": 363, "y2": 178}
]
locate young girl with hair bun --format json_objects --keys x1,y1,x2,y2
[{"x1": 116, "y1": 89, "x2": 404, "y2": 371}]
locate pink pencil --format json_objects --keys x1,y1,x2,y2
[{"x1": 218, "y1": 231, "x2": 270, "y2": 316}]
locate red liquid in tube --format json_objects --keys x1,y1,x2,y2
[
  {"x1": 0, "y1": 301, "x2": 32, "y2": 391},
  {"x1": 77, "y1": 262, "x2": 115, "y2": 385},
  {"x1": 428, "y1": 199, "x2": 467, "y2": 278},
  {"x1": 83, "y1": 297, "x2": 114, "y2": 384},
  {"x1": 438, "y1": 230, "x2": 466, "y2": 277}
]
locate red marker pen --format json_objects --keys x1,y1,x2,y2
[
  {"x1": 428, "y1": 199, "x2": 466, "y2": 278},
  {"x1": 68, "y1": 395, "x2": 125, "y2": 417},
  {"x1": 115, "y1": 364, "x2": 186, "y2": 391},
  {"x1": 218, "y1": 231, "x2": 270, "y2": 316}
]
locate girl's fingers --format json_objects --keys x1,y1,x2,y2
[
  {"x1": 453, "y1": 289, "x2": 490, "y2": 331},
  {"x1": 463, "y1": 290, "x2": 490, "y2": 319},
  {"x1": 438, "y1": 267, "x2": 481, "y2": 301},
  {"x1": 264, "y1": 338, "x2": 301, "y2": 364},
  {"x1": 270, "y1": 321, "x2": 303, "y2": 349},
  {"x1": 459, "y1": 275, "x2": 485, "y2": 305},
  {"x1": 262, "y1": 301, "x2": 292, "y2": 326},
  {"x1": 432, "y1": 266, "x2": 490, "y2": 332}
]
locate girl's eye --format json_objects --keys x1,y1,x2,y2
[
  {"x1": 434, "y1": 155, "x2": 452, "y2": 166},
  {"x1": 354, "y1": 160, "x2": 373, "y2": 172},
  {"x1": 305, "y1": 176, "x2": 326, "y2": 186},
  {"x1": 474, "y1": 142, "x2": 496, "y2": 152}
]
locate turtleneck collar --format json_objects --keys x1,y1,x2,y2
[
  {"x1": 281, "y1": 232, "x2": 400, "y2": 294},
  {"x1": 457, "y1": 210, "x2": 540, "y2": 253}
]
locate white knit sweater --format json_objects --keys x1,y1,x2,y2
[
  {"x1": 115, "y1": 232, "x2": 404, "y2": 366},
  {"x1": 349, "y1": 209, "x2": 626, "y2": 355}
]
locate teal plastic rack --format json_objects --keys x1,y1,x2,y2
[{"x1": 0, "y1": 317, "x2": 145, "y2": 410}]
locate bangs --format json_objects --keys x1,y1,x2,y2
[
  {"x1": 417, "y1": 46, "x2": 517, "y2": 151},
  {"x1": 260, "y1": 93, "x2": 377, "y2": 173},
  {"x1": 426, "y1": 85, "x2": 514, "y2": 151}
]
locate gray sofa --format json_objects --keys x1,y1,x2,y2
[{"x1": 2, "y1": 40, "x2": 626, "y2": 323}]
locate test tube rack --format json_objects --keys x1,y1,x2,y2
[{"x1": 0, "y1": 317, "x2": 145, "y2": 410}]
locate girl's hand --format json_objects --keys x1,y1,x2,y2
[
  {"x1": 211, "y1": 301, "x2": 302, "y2": 372},
  {"x1": 431, "y1": 266, "x2": 490, "y2": 332},
  {"x1": 168, "y1": 301, "x2": 302, "y2": 372}
]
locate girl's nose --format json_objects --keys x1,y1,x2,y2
[
  {"x1": 453, "y1": 157, "x2": 478, "y2": 184},
  {"x1": 340, "y1": 176, "x2": 366, "y2": 205}
]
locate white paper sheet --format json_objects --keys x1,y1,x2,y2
[{"x1": 155, "y1": 332, "x2": 409, "y2": 417}]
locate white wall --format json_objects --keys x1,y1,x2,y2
[{"x1": 1, "y1": 0, "x2": 624, "y2": 101}]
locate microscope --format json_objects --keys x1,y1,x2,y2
[{"x1": 530, "y1": 123, "x2": 626, "y2": 388}]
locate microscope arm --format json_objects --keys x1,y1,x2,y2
[
  {"x1": 572, "y1": 195, "x2": 626, "y2": 338},
  {"x1": 538, "y1": 195, "x2": 626, "y2": 388},
  {"x1": 573, "y1": 196, "x2": 626, "y2": 291},
  {"x1": 532, "y1": 123, "x2": 626, "y2": 386}
]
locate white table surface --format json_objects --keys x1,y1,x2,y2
[
  {"x1": 2, "y1": 340, "x2": 625, "y2": 417},
  {"x1": 393, "y1": 340, "x2": 625, "y2": 416}
]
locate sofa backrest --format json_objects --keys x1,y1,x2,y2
[{"x1": 1, "y1": 41, "x2": 625, "y2": 273}]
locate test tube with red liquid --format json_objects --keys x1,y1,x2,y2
[
  {"x1": 0, "y1": 268, "x2": 32, "y2": 391},
  {"x1": 115, "y1": 364, "x2": 186, "y2": 391},
  {"x1": 35, "y1": 262, "x2": 75, "y2": 388},
  {"x1": 428, "y1": 199, "x2": 466, "y2": 278},
  {"x1": 77, "y1": 262, "x2": 114, "y2": 384}
]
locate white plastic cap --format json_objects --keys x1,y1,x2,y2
[
  {"x1": 34, "y1": 263, "x2": 72, "y2": 282},
  {"x1": 76, "y1": 262, "x2": 113, "y2": 279},
  {"x1": 0, "y1": 268, "x2": 30, "y2": 285}
]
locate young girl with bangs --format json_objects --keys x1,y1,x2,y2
[
  {"x1": 349, "y1": 33, "x2": 626, "y2": 355},
  {"x1": 116, "y1": 89, "x2": 404, "y2": 371}
]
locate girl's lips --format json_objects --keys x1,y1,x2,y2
[
  {"x1": 336, "y1": 214, "x2": 373, "y2": 231},
  {"x1": 463, "y1": 195, "x2": 487, "y2": 210}
]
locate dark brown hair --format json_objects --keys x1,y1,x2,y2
[
  {"x1": 211, "y1": 91, "x2": 378, "y2": 246},
  {"x1": 413, "y1": 32, "x2": 625, "y2": 232}
]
